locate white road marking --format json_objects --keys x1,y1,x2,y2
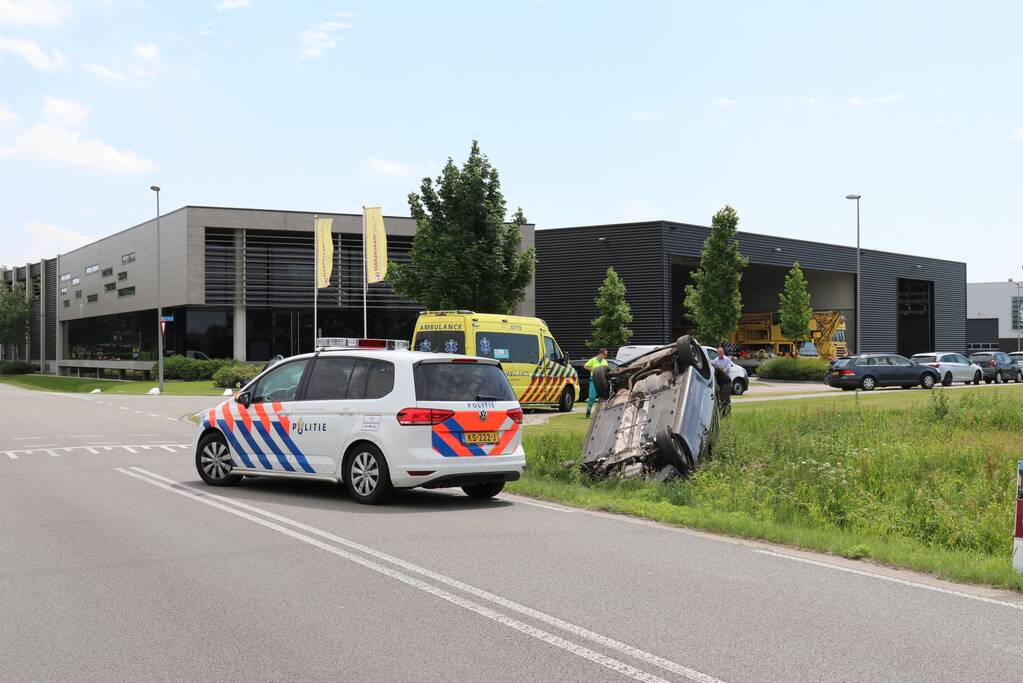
[
  {"x1": 131, "y1": 434, "x2": 159, "y2": 437},
  {"x1": 128, "y1": 466, "x2": 722, "y2": 683},
  {"x1": 501, "y1": 495, "x2": 574, "y2": 512},
  {"x1": 132, "y1": 410, "x2": 144, "y2": 415},
  {"x1": 141, "y1": 445, "x2": 153, "y2": 450},
  {"x1": 46, "y1": 449, "x2": 59, "y2": 457},
  {"x1": 754, "y1": 549, "x2": 1023, "y2": 612},
  {"x1": 165, "y1": 417, "x2": 177, "y2": 421},
  {"x1": 159, "y1": 445, "x2": 178, "y2": 452},
  {"x1": 86, "y1": 447, "x2": 100, "y2": 454},
  {"x1": 116, "y1": 467, "x2": 695, "y2": 683},
  {"x1": 12, "y1": 437, "x2": 43, "y2": 441},
  {"x1": 122, "y1": 446, "x2": 138, "y2": 454},
  {"x1": 103, "y1": 446, "x2": 114, "y2": 451},
  {"x1": 4, "y1": 452, "x2": 17, "y2": 460},
  {"x1": 148, "y1": 414, "x2": 161, "y2": 418},
  {"x1": 118, "y1": 406, "x2": 128, "y2": 410}
]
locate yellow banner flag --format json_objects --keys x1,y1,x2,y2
[
  {"x1": 315, "y1": 217, "x2": 333, "y2": 289},
  {"x1": 364, "y1": 207, "x2": 387, "y2": 284}
]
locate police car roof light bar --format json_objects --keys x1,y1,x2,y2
[{"x1": 315, "y1": 337, "x2": 410, "y2": 351}]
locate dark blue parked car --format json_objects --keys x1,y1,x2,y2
[{"x1": 827, "y1": 353, "x2": 939, "y2": 391}]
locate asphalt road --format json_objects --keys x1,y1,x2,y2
[{"x1": 2, "y1": 383, "x2": 1022, "y2": 682}]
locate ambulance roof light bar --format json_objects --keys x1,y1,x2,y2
[{"x1": 315, "y1": 337, "x2": 409, "y2": 351}]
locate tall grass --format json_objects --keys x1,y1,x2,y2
[{"x1": 518, "y1": 390, "x2": 1023, "y2": 585}]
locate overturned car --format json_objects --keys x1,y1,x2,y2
[{"x1": 581, "y1": 335, "x2": 729, "y2": 481}]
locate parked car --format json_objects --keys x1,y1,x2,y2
[
  {"x1": 967, "y1": 351, "x2": 1021, "y2": 384},
  {"x1": 827, "y1": 353, "x2": 940, "y2": 391},
  {"x1": 702, "y1": 345, "x2": 750, "y2": 395},
  {"x1": 571, "y1": 357, "x2": 622, "y2": 402},
  {"x1": 582, "y1": 336, "x2": 722, "y2": 480},
  {"x1": 910, "y1": 352, "x2": 983, "y2": 386},
  {"x1": 1011, "y1": 352, "x2": 1023, "y2": 370}
]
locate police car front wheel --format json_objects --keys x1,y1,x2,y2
[
  {"x1": 344, "y1": 444, "x2": 393, "y2": 505},
  {"x1": 196, "y1": 433, "x2": 242, "y2": 486}
]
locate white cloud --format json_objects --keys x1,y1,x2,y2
[
  {"x1": 0, "y1": 35, "x2": 67, "y2": 71},
  {"x1": 627, "y1": 110, "x2": 662, "y2": 123},
  {"x1": 215, "y1": 0, "x2": 250, "y2": 10},
  {"x1": 2, "y1": 123, "x2": 156, "y2": 173},
  {"x1": 622, "y1": 200, "x2": 663, "y2": 222},
  {"x1": 16, "y1": 221, "x2": 95, "y2": 262},
  {"x1": 368, "y1": 157, "x2": 411, "y2": 176},
  {"x1": 130, "y1": 42, "x2": 161, "y2": 63},
  {"x1": 298, "y1": 19, "x2": 351, "y2": 59},
  {"x1": 81, "y1": 61, "x2": 130, "y2": 86},
  {"x1": 0, "y1": 0, "x2": 69, "y2": 27},
  {"x1": 42, "y1": 94, "x2": 88, "y2": 126},
  {"x1": 1011, "y1": 128, "x2": 1023, "y2": 140},
  {"x1": 848, "y1": 93, "x2": 903, "y2": 107},
  {"x1": 711, "y1": 97, "x2": 737, "y2": 109},
  {"x1": 0, "y1": 102, "x2": 19, "y2": 125}
]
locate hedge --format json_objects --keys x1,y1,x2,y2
[
  {"x1": 155, "y1": 356, "x2": 236, "y2": 381},
  {"x1": 756, "y1": 357, "x2": 830, "y2": 381},
  {"x1": 0, "y1": 361, "x2": 33, "y2": 375},
  {"x1": 213, "y1": 363, "x2": 262, "y2": 388}
]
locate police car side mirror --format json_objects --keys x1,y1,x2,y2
[{"x1": 236, "y1": 391, "x2": 251, "y2": 408}]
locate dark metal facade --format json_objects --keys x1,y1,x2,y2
[{"x1": 536, "y1": 221, "x2": 967, "y2": 358}]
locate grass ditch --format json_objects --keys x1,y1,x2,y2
[{"x1": 511, "y1": 385, "x2": 1023, "y2": 590}]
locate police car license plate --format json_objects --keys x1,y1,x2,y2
[{"x1": 465, "y1": 431, "x2": 499, "y2": 444}]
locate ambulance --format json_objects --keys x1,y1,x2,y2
[{"x1": 412, "y1": 311, "x2": 578, "y2": 412}]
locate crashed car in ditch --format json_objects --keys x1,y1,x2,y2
[{"x1": 581, "y1": 335, "x2": 728, "y2": 481}]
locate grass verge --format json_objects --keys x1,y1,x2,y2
[
  {"x1": 511, "y1": 385, "x2": 1023, "y2": 590},
  {"x1": 0, "y1": 374, "x2": 226, "y2": 396}
]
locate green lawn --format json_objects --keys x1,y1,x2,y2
[
  {"x1": 0, "y1": 374, "x2": 227, "y2": 396},
  {"x1": 513, "y1": 384, "x2": 1023, "y2": 590}
]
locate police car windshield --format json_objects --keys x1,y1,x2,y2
[{"x1": 414, "y1": 362, "x2": 516, "y2": 402}]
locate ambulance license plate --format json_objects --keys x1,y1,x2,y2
[{"x1": 465, "y1": 431, "x2": 499, "y2": 444}]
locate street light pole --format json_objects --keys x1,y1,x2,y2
[
  {"x1": 846, "y1": 194, "x2": 862, "y2": 354},
  {"x1": 151, "y1": 185, "x2": 164, "y2": 394}
]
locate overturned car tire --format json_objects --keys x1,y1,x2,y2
[
  {"x1": 592, "y1": 364, "x2": 611, "y2": 400},
  {"x1": 655, "y1": 427, "x2": 693, "y2": 475},
  {"x1": 677, "y1": 335, "x2": 710, "y2": 379}
]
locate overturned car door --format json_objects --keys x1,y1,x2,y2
[{"x1": 581, "y1": 336, "x2": 723, "y2": 480}]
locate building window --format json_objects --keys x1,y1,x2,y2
[
  {"x1": 85, "y1": 264, "x2": 99, "y2": 275},
  {"x1": 104, "y1": 282, "x2": 116, "y2": 292},
  {"x1": 87, "y1": 293, "x2": 98, "y2": 303},
  {"x1": 101, "y1": 267, "x2": 113, "y2": 277},
  {"x1": 118, "y1": 286, "x2": 136, "y2": 297},
  {"x1": 71, "y1": 277, "x2": 80, "y2": 285},
  {"x1": 118, "y1": 271, "x2": 127, "y2": 281},
  {"x1": 1013, "y1": 296, "x2": 1023, "y2": 331},
  {"x1": 63, "y1": 300, "x2": 69, "y2": 308},
  {"x1": 75, "y1": 290, "x2": 82, "y2": 299},
  {"x1": 60, "y1": 287, "x2": 68, "y2": 295},
  {"x1": 122, "y1": 252, "x2": 136, "y2": 264},
  {"x1": 60, "y1": 273, "x2": 71, "y2": 282}
]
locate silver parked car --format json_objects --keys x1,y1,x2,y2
[
  {"x1": 582, "y1": 336, "x2": 723, "y2": 480},
  {"x1": 910, "y1": 352, "x2": 983, "y2": 386}
]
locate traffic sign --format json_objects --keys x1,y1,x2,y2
[
  {"x1": 160, "y1": 315, "x2": 174, "y2": 322},
  {"x1": 159, "y1": 320, "x2": 167, "y2": 337}
]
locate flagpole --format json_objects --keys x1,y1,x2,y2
[
  {"x1": 313, "y1": 214, "x2": 318, "y2": 348},
  {"x1": 362, "y1": 206, "x2": 368, "y2": 338}
]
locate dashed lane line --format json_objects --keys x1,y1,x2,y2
[{"x1": 2, "y1": 444, "x2": 190, "y2": 459}]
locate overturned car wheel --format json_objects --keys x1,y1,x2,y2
[
  {"x1": 591, "y1": 365, "x2": 611, "y2": 400},
  {"x1": 655, "y1": 427, "x2": 693, "y2": 475},
  {"x1": 677, "y1": 335, "x2": 710, "y2": 379}
]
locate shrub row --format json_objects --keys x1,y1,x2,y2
[
  {"x1": 756, "y1": 357, "x2": 829, "y2": 381},
  {"x1": 155, "y1": 355, "x2": 237, "y2": 381},
  {"x1": 213, "y1": 363, "x2": 262, "y2": 388},
  {"x1": 0, "y1": 361, "x2": 33, "y2": 375}
]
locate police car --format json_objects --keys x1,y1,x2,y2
[{"x1": 192, "y1": 338, "x2": 526, "y2": 504}]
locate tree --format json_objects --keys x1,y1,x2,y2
[
  {"x1": 0, "y1": 283, "x2": 30, "y2": 361},
  {"x1": 778, "y1": 261, "x2": 813, "y2": 353},
  {"x1": 388, "y1": 141, "x2": 535, "y2": 314},
  {"x1": 683, "y1": 205, "x2": 748, "y2": 345},
  {"x1": 588, "y1": 266, "x2": 633, "y2": 349}
]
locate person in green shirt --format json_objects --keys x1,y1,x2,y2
[{"x1": 584, "y1": 348, "x2": 609, "y2": 417}]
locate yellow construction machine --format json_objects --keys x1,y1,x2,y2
[{"x1": 726, "y1": 310, "x2": 848, "y2": 366}]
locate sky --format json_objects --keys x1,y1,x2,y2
[{"x1": 0, "y1": 0, "x2": 1021, "y2": 282}]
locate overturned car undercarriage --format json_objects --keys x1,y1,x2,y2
[{"x1": 581, "y1": 336, "x2": 731, "y2": 481}]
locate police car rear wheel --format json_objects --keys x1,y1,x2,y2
[
  {"x1": 196, "y1": 434, "x2": 242, "y2": 486},
  {"x1": 462, "y1": 482, "x2": 505, "y2": 499},
  {"x1": 344, "y1": 444, "x2": 392, "y2": 505}
]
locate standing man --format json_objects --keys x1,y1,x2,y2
[
  {"x1": 585, "y1": 348, "x2": 609, "y2": 418},
  {"x1": 712, "y1": 346, "x2": 733, "y2": 373}
]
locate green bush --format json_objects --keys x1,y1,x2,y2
[
  {"x1": 213, "y1": 363, "x2": 261, "y2": 388},
  {"x1": 0, "y1": 361, "x2": 32, "y2": 375},
  {"x1": 757, "y1": 357, "x2": 829, "y2": 381},
  {"x1": 157, "y1": 356, "x2": 236, "y2": 381}
]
